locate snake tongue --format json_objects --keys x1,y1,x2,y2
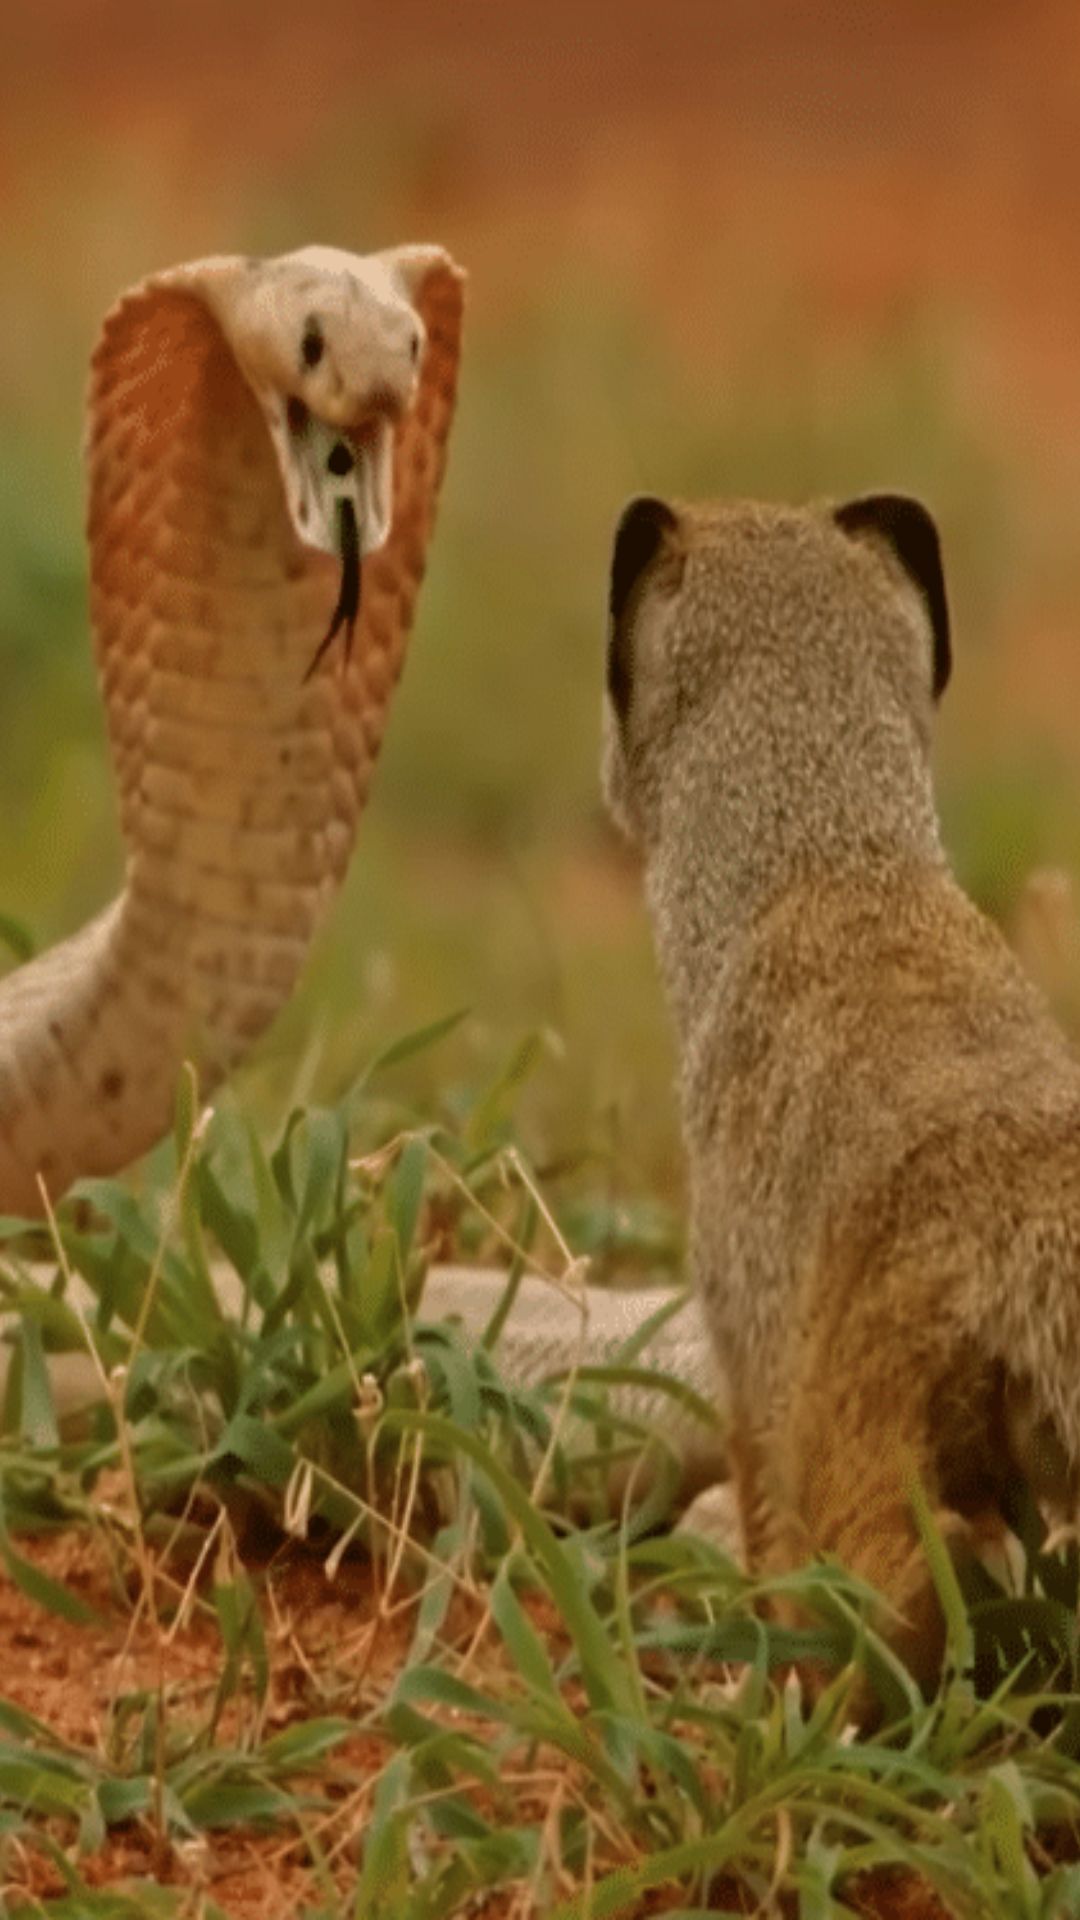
[
  {"x1": 268, "y1": 397, "x2": 397, "y2": 676},
  {"x1": 302, "y1": 497, "x2": 361, "y2": 683},
  {"x1": 273, "y1": 401, "x2": 393, "y2": 563}
]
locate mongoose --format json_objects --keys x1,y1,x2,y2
[
  {"x1": 1012, "y1": 866, "x2": 1080, "y2": 1030},
  {"x1": 602, "y1": 490, "x2": 1080, "y2": 1684}
]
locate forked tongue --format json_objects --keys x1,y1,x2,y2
[
  {"x1": 280, "y1": 409, "x2": 393, "y2": 678},
  {"x1": 288, "y1": 411, "x2": 392, "y2": 559}
]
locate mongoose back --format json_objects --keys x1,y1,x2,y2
[{"x1": 602, "y1": 491, "x2": 1080, "y2": 1683}]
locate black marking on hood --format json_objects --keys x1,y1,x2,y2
[
  {"x1": 301, "y1": 318, "x2": 325, "y2": 370},
  {"x1": 327, "y1": 439, "x2": 354, "y2": 476},
  {"x1": 303, "y1": 497, "x2": 361, "y2": 682}
]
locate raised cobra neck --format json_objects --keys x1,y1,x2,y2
[{"x1": 0, "y1": 245, "x2": 464, "y2": 1216}]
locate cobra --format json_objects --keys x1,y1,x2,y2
[
  {"x1": 0, "y1": 244, "x2": 461, "y2": 1216},
  {"x1": 0, "y1": 245, "x2": 726, "y2": 1518}
]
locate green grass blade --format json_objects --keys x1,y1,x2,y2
[{"x1": 385, "y1": 1408, "x2": 638, "y2": 1718}]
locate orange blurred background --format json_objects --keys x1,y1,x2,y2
[{"x1": 8, "y1": 1, "x2": 1080, "y2": 417}]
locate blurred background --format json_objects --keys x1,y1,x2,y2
[{"x1": 4, "y1": 0, "x2": 1080, "y2": 1251}]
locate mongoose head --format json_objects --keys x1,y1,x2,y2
[
  {"x1": 602, "y1": 493, "x2": 950, "y2": 850},
  {"x1": 601, "y1": 493, "x2": 952, "y2": 1010}
]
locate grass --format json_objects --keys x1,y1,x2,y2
[{"x1": 0, "y1": 1047, "x2": 1078, "y2": 1916}]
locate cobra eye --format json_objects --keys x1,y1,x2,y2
[{"x1": 300, "y1": 320, "x2": 324, "y2": 369}]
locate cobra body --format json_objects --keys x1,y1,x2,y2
[
  {"x1": 0, "y1": 247, "x2": 727, "y2": 1504},
  {"x1": 0, "y1": 245, "x2": 462, "y2": 1217}
]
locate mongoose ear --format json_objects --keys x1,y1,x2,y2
[
  {"x1": 834, "y1": 493, "x2": 951, "y2": 700},
  {"x1": 607, "y1": 495, "x2": 680, "y2": 718}
]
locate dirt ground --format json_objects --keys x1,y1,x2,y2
[
  {"x1": 0, "y1": 1531, "x2": 958, "y2": 1919},
  {"x1": 0, "y1": 1531, "x2": 400, "y2": 1916}
]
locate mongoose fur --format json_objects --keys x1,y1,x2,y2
[{"x1": 602, "y1": 491, "x2": 1080, "y2": 1684}]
